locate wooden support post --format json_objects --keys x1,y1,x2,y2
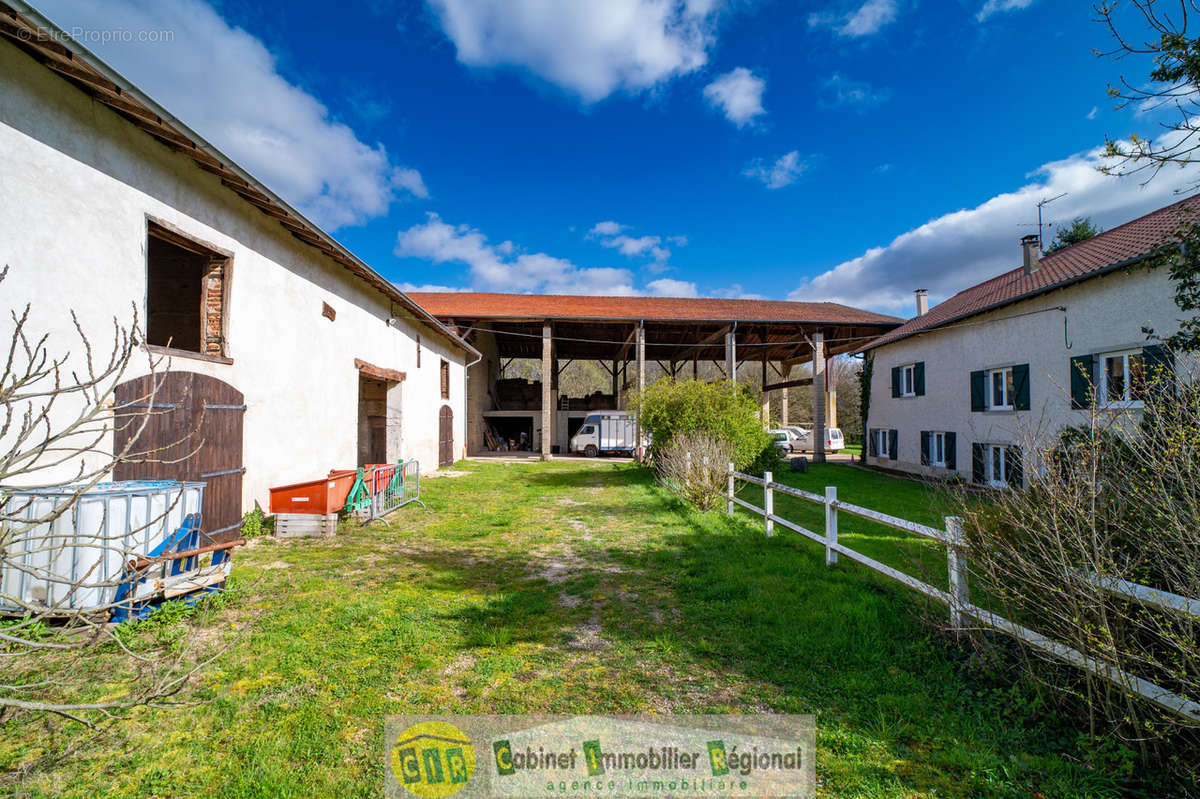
[
  {"x1": 727, "y1": 462, "x2": 735, "y2": 514},
  {"x1": 825, "y1": 486, "x2": 839, "y2": 566},
  {"x1": 611, "y1": 359, "x2": 619, "y2": 404},
  {"x1": 692, "y1": 357, "x2": 698, "y2": 380},
  {"x1": 764, "y1": 471, "x2": 774, "y2": 537},
  {"x1": 946, "y1": 516, "x2": 968, "y2": 632},
  {"x1": 760, "y1": 353, "x2": 770, "y2": 428},
  {"x1": 636, "y1": 322, "x2": 646, "y2": 461},
  {"x1": 812, "y1": 332, "x2": 826, "y2": 463},
  {"x1": 541, "y1": 322, "x2": 552, "y2": 460}
]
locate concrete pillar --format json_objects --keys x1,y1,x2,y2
[
  {"x1": 825, "y1": 356, "x2": 837, "y2": 429},
  {"x1": 812, "y1": 333, "x2": 826, "y2": 463},
  {"x1": 725, "y1": 331, "x2": 736, "y2": 384},
  {"x1": 636, "y1": 322, "x2": 646, "y2": 460},
  {"x1": 760, "y1": 354, "x2": 770, "y2": 429},
  {"x1": 780, "y1": 364, "x2": 792, "y2": 428},
  {"x1": 541, "y1": 322, "x2": 552, "y2": 460}
]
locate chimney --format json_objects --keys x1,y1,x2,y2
[
  {"x1": 914, "y1": 289, "x2": 929, "y2": 317},
  {"x1": 1021, "y1": 234, "x2": 1041, "y2": 275}
]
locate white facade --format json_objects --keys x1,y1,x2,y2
[
  {"x1": 0, "y1": 38, "x2": 470, "y2": 511},
  {"x1": 863, "y1": 264, "x2": 1191, "y2": 485}
]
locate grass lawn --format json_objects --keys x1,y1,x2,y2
[{"x1": 2, "y1": 460, "x2": 1122, "y2": 798}]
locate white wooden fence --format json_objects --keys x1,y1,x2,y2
[{"x1": 726, "y1": 464, "x2": 1200, "y2": 723}]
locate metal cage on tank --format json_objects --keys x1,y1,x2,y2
[{"x1": 0, "y1": 480, "x2": 205, "y2": 614}]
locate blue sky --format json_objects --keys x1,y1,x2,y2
[{"x1": 32, "y1": 0, "x2": 1200, "y2": 314}]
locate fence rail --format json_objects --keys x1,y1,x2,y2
[{"x1": 726, "y1": 463, "x2": 1200, "y2": 723}]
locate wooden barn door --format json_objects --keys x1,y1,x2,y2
[
  {"x1": 114, "y1": 372, "x2": 245, "y2": 542},
  {"x1": 438, "y1": 406, "x2": 453, "y2": 467}
]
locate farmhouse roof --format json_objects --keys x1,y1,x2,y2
[{"x1": 859, "y1": 193, "x2": 1200, "y2": 353}]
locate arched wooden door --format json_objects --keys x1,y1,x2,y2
[
  {"x1": 438, "y1": 406, "x2": 453, "y2": 467},
  {"x1": 113, "y1": 372, "x2": 245, "y2": 542}
]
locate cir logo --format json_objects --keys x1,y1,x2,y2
[{"x1": 390, "y1": 721, "x2": 476, "y2": 798}]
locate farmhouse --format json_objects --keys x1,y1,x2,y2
[
  {"x1": 859, "y1": 195, "x2": 1198, "y2": 487},
  {"x1": 0, "y1": 3, "x2": 476, "y2": 539},
  {"x1": 408, "y1": 292, "x2": 901, "y2": 458}
]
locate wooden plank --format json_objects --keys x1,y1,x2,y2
[{"x1": 354, "y1": 358, "x2": 406, "y2": 383}]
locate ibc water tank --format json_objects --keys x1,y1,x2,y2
[{"x1": 0, "y1": 480, "x2": 204, "y2": 614}]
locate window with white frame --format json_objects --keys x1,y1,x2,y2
[
  {"x1": 1099, "y1": 349, "x2": 1145, "y2": 406},
  {"x1": 985, "y1": 443, "x2": 1008, "y2": 487},
  {"x1": 900, "y1": 363, "x2": 916, "y2": 397},
  {"x1": 930, "y1": 431, "x2": 947, "y2": 467},
  {"x1": 874, "y1": 428, "x2": 890, "y2": 458},
  {"x1": 987, "y1": 367, "x2": 1015, "y2": 410}
]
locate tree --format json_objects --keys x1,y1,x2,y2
[
  {"x1": 0, "y1": 265, "x2": 224, "y2": 727},
  {"x1": 1044, "y1": 217, "x2": 1101, "y2": 253},
  {"x1": 1097, "y1": 1, "x2": 1200, "y2": 185}
]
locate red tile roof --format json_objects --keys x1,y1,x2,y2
[
  {"x1": 407, "y1": 292, "x2": 903, "y2": 325},
  {"x1": 860, "y1": 193, "x2": 1200, "y2": 352}
]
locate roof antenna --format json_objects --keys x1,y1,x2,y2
[{"x1": 1034, "y1": 192, "x2": 1067, "y2": 245}]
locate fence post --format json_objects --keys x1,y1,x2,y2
[
  {"x1": 945, "y1": 516, "x2": 968, "y2": 632},
  {"x1": 824, "y1": 486, "x2": 838, "y2": 566},
  {"x1": 764, "y1": 471, "x2": 774, "y2": 537},
  {"x1": 727, "y1": 462, "x2": 735, "y2": 514}
]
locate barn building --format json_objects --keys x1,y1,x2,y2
[
  {"x1": 0, "y1": 3, "x2": 476, "y2": 539},
  {"x1": 408, "y1": 293, "x2": 902, "y2": 459}
]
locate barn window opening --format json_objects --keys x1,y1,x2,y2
[
  {"x1": 440, "y1": 359, "x2": 450, "y2": 400},
  {"x1": 146, "y1": 224, "x2": 228, "y2": 356}
]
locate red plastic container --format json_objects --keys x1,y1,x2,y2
[{"x1": 268, "y1": 469, "x2": 357, "y2": 515}]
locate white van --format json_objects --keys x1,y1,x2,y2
[
  {"x1": 788, "y1": 426, "x2": 845, "y2": 453},
  {"x1": 570, "y1": 412, "x2": 640, "y2": 456}
]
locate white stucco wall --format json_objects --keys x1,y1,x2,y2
[
  {"x1": 864, "y1": 264, "x2": 1194, "y2": 482},
  {"x1": 0, "y1": 40, "x2": 467, "y2": 511}
]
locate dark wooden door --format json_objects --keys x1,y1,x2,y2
[
  {"x1": 114, "y1": 372, "x2": 245, "y2": 541},
  {"x1": 438, "y1": 405, "x2": 453, "y2": 467}
]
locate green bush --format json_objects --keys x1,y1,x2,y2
[{"x1": 631, "y1": 378, "x2": 772, "y2": 470}]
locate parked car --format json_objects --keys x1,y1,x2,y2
[
  {"x1": 768, "y1": 429, "x2": 794, "y2": 455},
  {"x1": 788, "y1": 426, "x2": 845, "y2": 453}
]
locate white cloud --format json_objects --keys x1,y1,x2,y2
[
  {"x1": 588, "y1": 221, "x2": 626, "y2": 237},
  {"x1": 647, "y1": 278, "x2": 699, "y2": 297},
  {"x1": 397, "y1": 214, "x2": 638, "y2": 295},
  {"x1": 743, "y1": 151, "x2": 809, "y2": 189},
  {"x1": 426, "y1": 0, "x2": 724, "y2": 102},
  {"x1": 703, "y1": 67, "x2": 766, "y2": 127},
  {"x1": 788, "y1": 141, "x2": 1200, "y2": 314},
  {"x1": 35, "y1": 0, "x2": 426, "y2": 231},
  {"x1": 711, "y1": 284, "x2": 766, "y2": 300},
  {"x1": 587, "y1": 221, "x2": 687, "y2": 263},
  {"x1": 810, "y1": 0, "x2": 898, "y2": 37},
  {"x1": 1086, "y1": 106, "x2": 1099, "y2": 120},
  {"x1": 976, "y1": 0, "x2": 1035, "y2": 22},
  {"x1": 821, "y1": 73, "x2": 890, "y2": 110}
]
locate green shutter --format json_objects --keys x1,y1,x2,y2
[
  {"x1": 1070, "y1": 355, "x2": 1095, "y2": 410},
  {"x1": 1006, "y1": 445, "x2": 1024, "y2": 488},
  {"x1": 888, "y1": 429, "x2": 898, "y2": 461},
  {"x1": 891, "y1": 366, "x2": 901, "y2": 398},
  {"x1": 868, "y1": 429, "x2": 878, "y2": 457},
  {"x1": 920, "y1": 431, "x2": 931, "y2": 465},
  {"x1": 970, "y1": 370, "x2": 986, "y2": 412},
  {"x1": 945, "y1": 432, "x2": 957, "y2": 470},
  {"x1": 1141, "y1": 344, "x2": 1175, "y2": 399},
  {"x1": 914, "y1": 362, "x2": 926, "y2": 396},
  {"x1": 971, "y1": 443, "x2": 984, "y2": 484},
  {"x1": 1013, "y1": 363, "x2": 1030, "y2": 410}
]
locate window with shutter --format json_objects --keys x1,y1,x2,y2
[
  {"x1": 869, "y1": 428, "x2": 879, "y2": 457},
  {"x1": 888, "y1": 429, "x2": 898, "y2": 461},
  {"x1": 944, "y1": 432, "x2": 957, "y2": 470},
  {"x1": 922, "y1": 431, "x2": 949, "y2": 467},
  {"x1": 895, "y1": 363, "x2": 920, "y2": 397},
  {"x1": 971, "y1": 443, "x2": 985, "y2": 484},
  {"x1": 913, "y1": 362, "x2": 925, "y2": 396},
  {"x1": 1005, "y1": 445, "x2": 1023, "y2": 488},
  {"x1": 920, "y1": 431, "x2": 931, "y2": 466},
  {"x1": 440, "y1": 359, "x2": 450, "y2": 400},
  {"x1": 891, "y1": 366, "x2": 901, "y2": 398}
]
